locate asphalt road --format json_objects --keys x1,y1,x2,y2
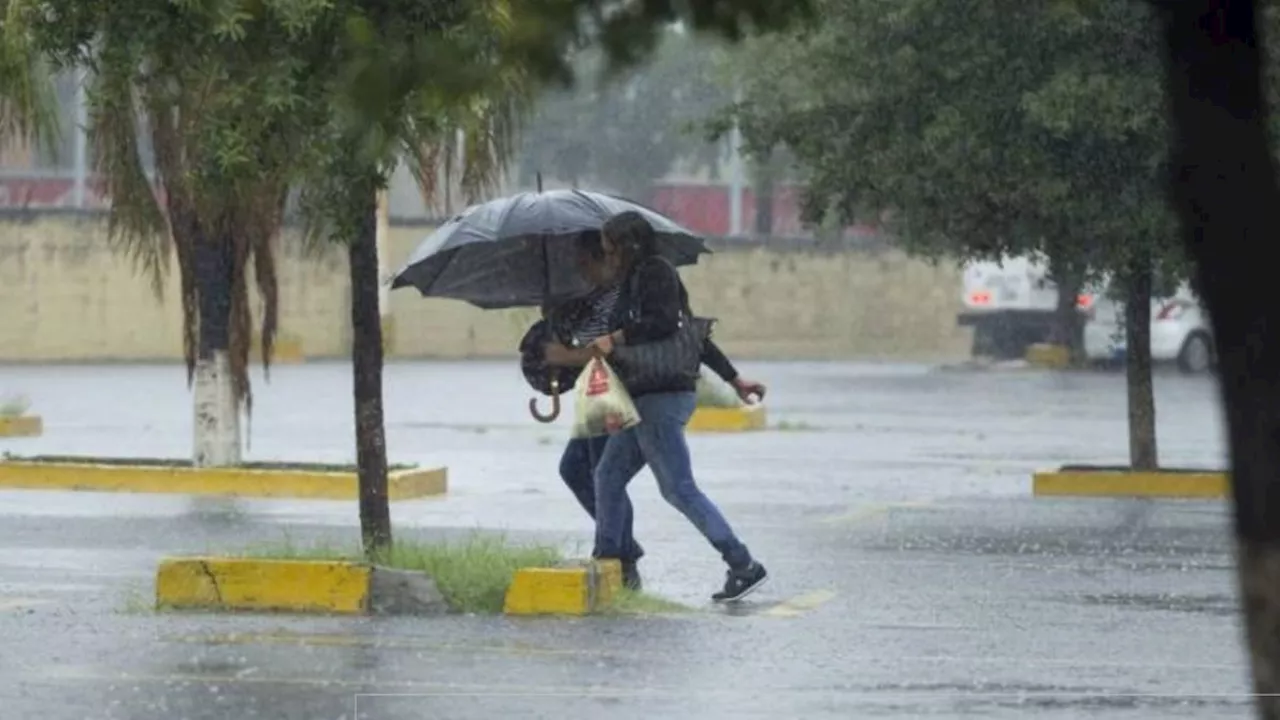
[{"x1": 0, "y1": 360, "x2": 1246, "y2": 719}]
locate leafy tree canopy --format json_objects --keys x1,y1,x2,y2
[{"x1": 719, "y1": 0, "x2": 1186, "y2": 285}]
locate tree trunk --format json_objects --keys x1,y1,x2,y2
[
  {"x1": 192, "y1": 231, "x2": 241, "y2": 467},
  {"x1": 1052, "y1": 269, "x2": 1085, "y2": 363},
  {"x1": 1045, "y1": 239, "x2": 1087, "y2": 364},
  {"x1": 349, "y1": 185, "x2": 392, "y2": 557},
  {"x1": 1157, "y1": 2, "x2": 1280, "y2": 717},
  {"x1": 1123, "y1": 256, "x2": 1157, "y2": 471}
]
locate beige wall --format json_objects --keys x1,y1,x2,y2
[{"x1": 0, "y1": 217, "x2": 971, "y2": 362}]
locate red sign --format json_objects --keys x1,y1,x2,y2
[{"x1": 586, "y1": 361, "x2": 609, "y2": 396}]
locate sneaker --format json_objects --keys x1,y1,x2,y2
[
  {"x1": 622, "y1": 561, "x2": 643, "y2": 592},
  {"x1": 712, "y1": 562, "x2": 768, "y2": 603}
]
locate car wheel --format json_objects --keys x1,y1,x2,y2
[{"x1": 1177, "y1": 332, "x2": 1214, "y2": 374}]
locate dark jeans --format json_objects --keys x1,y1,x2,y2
[
  {"x1": 559, "y1": 435, "x2": 644, "y2": 563},
  {"x1": 593, "y1": 391, "x2": 753, "y2": 570}
]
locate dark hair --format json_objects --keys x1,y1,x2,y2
[
  {"x1": 575, "y1": 229, "x2": 605, "y2": 261},
  {"x1": 603, "y1": 211, "x2": 657, "y2": 266}
]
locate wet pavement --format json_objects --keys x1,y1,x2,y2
[{"x1": 0, "y1": 360, "x2": 1249, "y2": 718}]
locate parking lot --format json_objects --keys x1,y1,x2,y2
[{"x1": 0, "y1": 360, "x2": 1244, "y2": 719}]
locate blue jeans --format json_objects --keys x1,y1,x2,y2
[
  {"x1": 593, "y1": 391, "x2": 753, "y2": 570},
  {"x1": 559, "y1": 435, "x2": 644, "y2": 563}
]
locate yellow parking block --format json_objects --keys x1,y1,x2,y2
[
  {"x1": 687, "y1": 405, "x2": 767, "y2": 433},
  {"x1": 503, "y1": 559, "x2": 622, "y2": 616},
  {"x1": 0, "y1": 415, "x2": 42, "y2": 438},
  {"x1": 0, "y1": 459, "x2": 447, "y2": 500},
  {"x1": 1033, "y1": 469, "x2": 1228, "y2": 498},
  {"x1": 156, "y1": 558, "x2": 371, "y2": 614},
  {"x1": 1025, "y1": 343, "x2": 1071, "y2": 369}
]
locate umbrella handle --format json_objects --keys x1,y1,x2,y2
[{"x1": 529, "y1": 376, "x2": 561, "y2": 423}]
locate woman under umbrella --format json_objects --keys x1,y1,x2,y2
[
  {"x1": 532, "y1": 229, "x2": 765, "y2": 592},
  {"x1": 544, "y1": 212, "x2": 769, "y2": 603}
]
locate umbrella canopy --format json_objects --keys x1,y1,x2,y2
[{"x1": 389, "y1": 189, "x2": 710, "y2": 309}]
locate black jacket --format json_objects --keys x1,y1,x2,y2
[
  {"x1": 613, "y1": 255, "x2": 718, "y2": 395},
  {"x1": 519, "y1": 258, "x2": 738, "y2": 396}
]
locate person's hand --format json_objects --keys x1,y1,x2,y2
[
  {"x1": 589, "y1": 335, "x2": 614, "y2": 356},
  {"x1": 590, "y1": 330, "x2": 622, "y2": 356},
  {"x1": 732, "y1": 377, "x2": 766, "y2": 404}
]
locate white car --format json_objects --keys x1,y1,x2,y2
[{"x1": 1082, "y1": 284, "x2": 1215, "y2": 373}]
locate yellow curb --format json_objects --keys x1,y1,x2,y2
[
  {"x1": 1032, "y1": 469, "x2": 1228, "y2": 498},
  {"x1": 0, "y1": 460, "x2": 447, "y2": 500},
  {"x1": 156, "y1": 557, "x2": 370, "y2": 614},
  {"x1": 503, "y1": 559, "x2": 622, "y2": 616},
  {"x1": 250, "y1": 335, "x2": 305, "y2": 364},
  {"x1": 687, "y1": 405, "x2": 767, "y2": 433},
  {"x1": 1025, "y1": 343, "x2": 1071, "y2": 369},
  {"x1": 0, "y1": 415, "x2": 42, "y2": 438}
]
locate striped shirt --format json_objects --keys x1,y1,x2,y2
[{"x1": 571, "y1": 284, "x2": 622, "y2": 346}]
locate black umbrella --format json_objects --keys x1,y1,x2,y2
[{"x1": 389, "y1": 188, "x2": 711, "y2": 309}]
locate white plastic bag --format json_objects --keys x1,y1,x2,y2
[{"x1": 571, "y1": 357, "x2": 641, "y2": 438}]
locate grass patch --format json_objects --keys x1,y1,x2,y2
[
  {"x1": 239, "y1": 534, "x2": 357, "y2": 561},
  {"x1": 374, "y1": 535, "x2": 561, "y2": 613},
  {"x1": 239, "y1": 533, "x2": 562, "y2": 614},
  {"x1": 601, "y1": 588, "x2": 692, "y2": 615}
]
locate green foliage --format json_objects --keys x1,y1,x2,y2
[
  {"x1": 371, "y1": 533, "x2": 561, "y2": 614},
  {"x1": 242, "y1": 532, "x2": 563, "y2": 614},
  {"x1": 721, "y1": 0, "x2": 1186, "y2": 282},
  {"x1": 0, "y1": 0, "x2": 58, "y2": 155},
  {"x1": 296, "y1": 0, "x2": 531, "y2": 248},
  {"x1": 7, "y1": 0, "x2": 815, "y2": 424}
]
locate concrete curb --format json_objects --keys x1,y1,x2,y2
[
  {"x1": 687, "y1": 405, "x2": 767, "y2": 433},
  {"x1": 0, "y1": 459, "x2": 447, "y2": 499},
  {"x1": 0, "y1": 415, "x2": 42, "y2": 438},
  {"x1": 155, "y1": 557, "x2": 448, "y2": 615},
  {"x1": 1032, "y1": 468, "x2": 1228, "y2": 498},
  {"x1": 503, "y1": 559, "x2": 622, "y2": 616}
]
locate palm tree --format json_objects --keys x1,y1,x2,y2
[
  {"x1": 0, "y1": 0, "x2": 57, "y2": 176},
  {"x1": 12, "y1": 1, "x2": 341, "y2": 467}
]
